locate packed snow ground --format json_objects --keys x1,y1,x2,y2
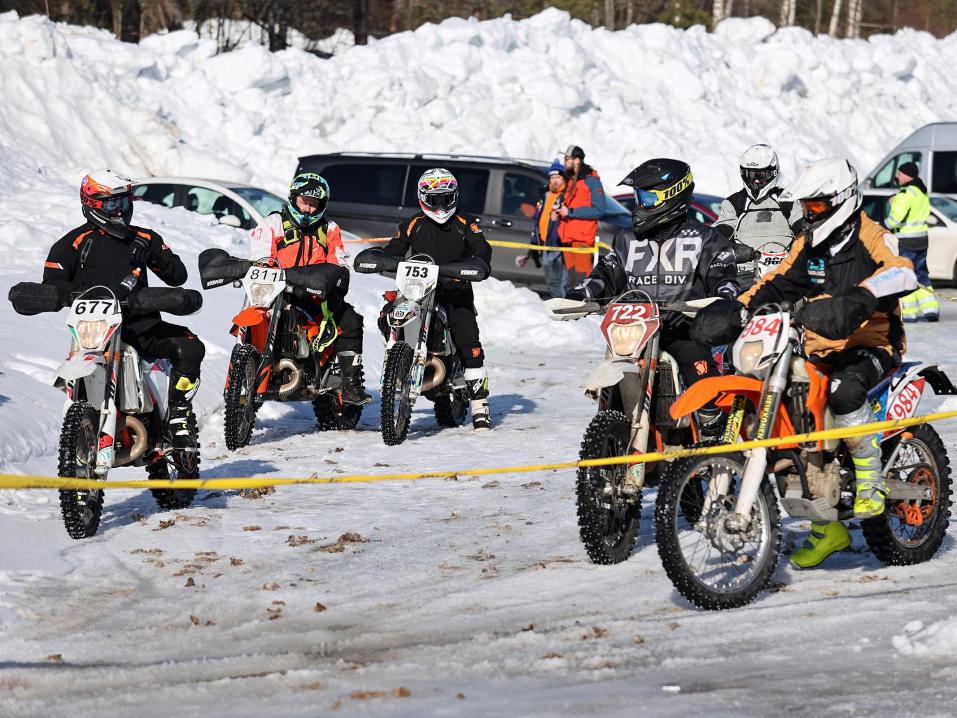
[{"x1": 4, "y1": 8, "x2": 957, "y2": 717}]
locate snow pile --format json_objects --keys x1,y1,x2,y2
[
  {"x1": 893, "y1": 616, "x2": 957, "y2": 656},
  {"x1": 2, "y1": 9, "x2": 957, "y2": 198}
]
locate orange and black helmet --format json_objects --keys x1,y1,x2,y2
[{"x1": 81, "y1": 169, "x2": 133, "y2": 238}]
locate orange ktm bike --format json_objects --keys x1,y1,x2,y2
[
  {"x1": 199, "y1": 249, "x2": 361, "y2": 451},
  {"x1": 655, "y1": 303, "x2": 955, "y2": 610}
]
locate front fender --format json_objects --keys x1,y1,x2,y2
[
  {"x1": 670, "y1": 375, "x2": 765, "y2": 420},
  {"x1": 55, "y1": 352, "x2": 105, "y2": 384},
  {"x1": 583, "y1": 359, "x2": 641, "y2": 394}
]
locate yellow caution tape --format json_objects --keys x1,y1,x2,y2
[
  {"x1": 3, "y1": 409, "x2": 956, "y2": 491},
  {"x1": 341, "y1": 236, "x2": 599, "y2": 255}
]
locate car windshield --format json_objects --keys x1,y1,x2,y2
[
  {"x1": 931, "y1": 195, "x2": 957, "y2": 223},
  {"x1": 229, "y1": 187, "x2": 285, "y2": 217}
]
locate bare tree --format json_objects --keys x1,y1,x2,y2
[
  {"x1": 779, "y1": 0, "x2": 796, "y2": 26},
  {"x1": 829, "y1": 0, "x2": 843, "y2": 35},
  {"x1": 845, "y1": 0, "x2": 862, "y2": 37},
  {"x1": 713, "y1": 0, "x2": 724, "y2": 26}
]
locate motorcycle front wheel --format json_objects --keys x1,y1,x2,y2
[
  {"x1": 576, "y1": 410, "x2": 641, "y2": 565},
  {"x1": 380, "y1": 342, "x2": 414, "y2": 446},
  {"x1": 224, "y1": 343, "x2": 260, "y2": 451},
  {"x1": 655, "y1": 453, "x2": 781, "y2": 610},
  {"x1": 57, "y1": 401, "x2": 104, "y2": 540}
]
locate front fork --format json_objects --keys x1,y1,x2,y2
[
  {"x1": 726, "y1": 342, "x2": 793, "y2": 529},
  {"x1": 94, "y1": 334, "x2": 123, "y2": 477},
  {"x1": 625, "y1": 334, "x2": 659, "y2": 489},
  {"x1": 408, "y1": 294, "x2": 435, "y2": 402}
]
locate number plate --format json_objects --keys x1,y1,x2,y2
[
  {"x1": 242, "y1": 265, "x2": 286, "y2": 307},
  {"x1": 396, "y1": 261, "x2": 439, "y2": 300},
  {"x1": 68, "y1": 298, "x2": 120, "y2": 321}
]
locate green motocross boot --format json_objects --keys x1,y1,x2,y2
[{"x1": 790, "y1": 521, "x2": 851, "y2": 569}]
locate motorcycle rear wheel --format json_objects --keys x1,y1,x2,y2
[
  {"x1": 865, "y1": 423, "x2": 952, "y2": 565},
  {"x1": 57, "y1": 401, "x2": 104, "y2": 540}
]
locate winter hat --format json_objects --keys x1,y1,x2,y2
[
  {"x1": 898, "y1": 161, "x2": 919, "y2": 180},
  {"x1": 547, "y1": 159, "x2": 564, "y2": 177},
  {"x1": 564, "y1": 145, "x2": 585, "y2": 160}
]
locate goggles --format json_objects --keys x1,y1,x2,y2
[
  {"x1": 421, "y1": 190, "x2": 458, "y2": 211},
  {"x1": 742, "y1": 167, "x2": 776, "y2": 187},
  {"x1": 800, "y1": 197, "x2": 831, "y2": 222},
  {"x1": 634, "y1": 172, "x2": 693, "y2": 210},
  {"x1": 97, "y1": 194, "x2": 132, "y2": 218}
]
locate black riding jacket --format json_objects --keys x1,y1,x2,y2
[
  {"x1": 577, "y1": 214, "x2": 739, "y2": 329},
  {"x1": 42, "y1": 222, "x2": 188, "y2": 331}
]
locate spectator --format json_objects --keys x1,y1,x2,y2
[
  {"x1": 886, "y1": 161, "x2": 938, "y2": 321},
  {"x1": 556, "y1": 145, "x2": 605, "y2": 289},
  {"x1": 518, "y1": 159, "x2": 566, "y2": 297}
]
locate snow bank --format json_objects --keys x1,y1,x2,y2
[
  {"x1": 893, "y1": 616, "x2": 957, "y2": 656},
  {"x1": 2, "y1": 9, "x2": 957, "y2": 198}
]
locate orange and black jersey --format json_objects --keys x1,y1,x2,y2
[{"x1": 43, "y1": 222, "x2": 188, "y2": 330}]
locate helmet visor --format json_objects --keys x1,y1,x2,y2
[
  {"x1": 421, "y1": 190, "x2": 457, "y2": 212},
  {"x1": 99, "y1": 194, "x2": 132, "y2": 218}
]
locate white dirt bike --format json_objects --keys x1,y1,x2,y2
[{"x1": 9, "y1": 278, "x2": 203, "y2": 539}]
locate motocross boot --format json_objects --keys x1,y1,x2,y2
[
  {"x1": 836, "y1": 405, "x2": 887, "y2": 519},
  {"x1": 337, "y1": 352, "x2": 373, "y2": 406},
  {"x1": 790, "y1": 520, "x2": 851, "y2": 568},
  {"x1": 168, "y1": 373, "x2": 200, "y2": 451},
  {"x1": 465, "y1": 367, "x2": 491, "y2": 431}
]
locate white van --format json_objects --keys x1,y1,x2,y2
[{"x1": 864, "y1": 122, "x2": 957, "y2": 197}]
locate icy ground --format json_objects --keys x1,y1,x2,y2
[{"x1": 2, "y1": 199, "x2": 957, "y2": 717}]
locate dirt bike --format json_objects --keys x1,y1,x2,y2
[
  {"x1": 198, "y1": 249, "x2": 360, "y2": 451},
  {"x1": 655, "y1": 302, "x2": 955, "y2": 609},
  {"x1": 546, "y1": 291, "x2": 716, "y2": 565},
  {"x1": 735, "y1": 240, "x2": 790, "y2": 290},
  {"x1": 8, "y1": 277, "x2": 203, "y2": 539},
  {"x1": 353, "y1": 252, "x2": 472, "y2": 446}
]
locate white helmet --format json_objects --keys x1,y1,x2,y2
[
  {"x1": 417, "y1": 168, "x2": 458, "y2": 224},
  {"x1": 781, "y1": 158, "x2": 862, "y2": 247},
  {"x1": 739, "y1": 144, "x2": 779, "y2": 201}
]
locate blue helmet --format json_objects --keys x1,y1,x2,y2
[{"x1": 287, "y1": 173, "x2": 329, "y2": 229}]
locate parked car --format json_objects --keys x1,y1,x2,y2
[
  {"x1": 862, "y1": 189, "x2": 957, "y2": 284},
  {"x1": 864, "y1": 123, "x2": 957, "y2": 198},
  {"x1": 613, "y1": 192, "x2": 719, "y2": 226},
  {"x1": 293, "y1": 152, "x2": 633, "y2": 293},
  {"x1": 132, "y1": 177, "x2": 286, "y2": 231}
]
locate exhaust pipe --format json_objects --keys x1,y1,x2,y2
[
  {"x1": 420, "y1": 357, "x2": 447, "y2": 393},
  {"x1": 274, "y1": 358, "x2": 303, "y2": 398},
  {"x1": 114, "y1": 415, "x2": 148, "y2": 466}
]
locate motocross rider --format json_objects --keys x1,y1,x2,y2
[
  {"x1": 713, "y1": 144, "x2": 805, "y2": 289},
  {"x1": 565, "y1": 158, "x2": 739, "y2": 441},
  {"x1": 248, "y1": 172, "x2": 371, "y2": 405},
  {"x1": 355, "y1": 168, "x2": 493, "y2": 431},
  {"x1": 43, "y1": 169, "x2": 205, "y2": 450},
  {"x1": 693, "y1": 158, "x2": 918, "y2": 568}
]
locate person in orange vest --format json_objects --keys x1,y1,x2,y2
[
  {"x1": 518, "y1": 159, "x2": 566, "y2": 297},
  {"x1": 555, "y1": 145, "x2": 605, "y2": 288},
  {"x1": 248, "y1": 173, "x2": 371, "y2": 405}
]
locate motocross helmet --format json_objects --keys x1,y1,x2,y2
[
  {"x1": 780, "y1": 158, "x2": 861, "y2": 247},
  {"x1": 80, "y1": 169, "x2": 133, "y2": 238},
  {"x1": 619, "y1": 158, "x2": 694, "y2": 235},
  {"x1": 288, "y1": 173, "x2": 330, "y2": 230},
  {"x1": 417, "y1": 168, "x2": 458, "y2": 224},
  {"x1": 739, "y1": 144, "x2": 779, "y2": 202}
]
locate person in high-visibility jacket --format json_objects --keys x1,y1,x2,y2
[{"x1": 886, "y1": 161, "x2": 938, "y2": 321}]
